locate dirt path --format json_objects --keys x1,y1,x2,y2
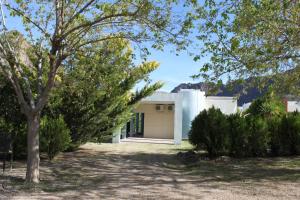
[{"x1": 1, "y1": 142, "x2": 300, "y2": 200}]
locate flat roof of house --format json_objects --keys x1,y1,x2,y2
[{"x1": 206, "y1": 96, "x2": 237, "y2": 100}]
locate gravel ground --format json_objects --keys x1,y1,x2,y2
[{"x1": 1, "y1": 142, "x2": 300, "y2": 200}]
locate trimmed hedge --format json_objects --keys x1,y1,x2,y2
[
  {"x1": 268, "y1": 116, "x2": 282, "y2": 156},
  {"x1": 189, "y1": 107, "x2": 229, "y2": 158},
  {"x1": 227, "y1": 113, "x2": 250, "y2": 157},
  {"x1": 278, "y1": 112, "x2": 300, "y2": 155},
  {"x1": 189, "y1": 108, "x2": 300, "y2": 158},
  {"x1": 247, "y1": 116, "x2": 269, "y2": 157}
]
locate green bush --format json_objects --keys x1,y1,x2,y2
[
  {"x1": 0, "y1": 79, "x2": 27, "y2": 159},
  {"x1": 12, "y1": 130, "x2": 27, "y2": 159},
  {"x1": 246, "y1": 95, "x2": 286, "y2": 118},
  {"x1": 189, "y1": 107, "x2": 229, "y2": 158},
  {"x1": 227, "y1": 113, "x2": 250, "y2": 157},
  {"x1": 0, "y1": 119, "x2": 27, "y2": 159},
  {"x1": 40, "y1": 116, "x2": 71, "y2": 160},
  {"x1": 247, "y1": 116, "x2": 269, "y2": 157},
  {"x1": 268, "y1": 116, "x2": 282, "y2": 156},
  {"x1": 278, "y1": 113, "x2": 300, "y2": 155},
  {"x1": 189, "y1": 103, "x2": 299, "y2": 158}
]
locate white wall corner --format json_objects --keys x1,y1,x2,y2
[
  {"x1": 174, "y1": 93, "x2": 183, "y2": 145},
  {"x1": 112, "y1": 127, "x2": 121, "y2": 144}
]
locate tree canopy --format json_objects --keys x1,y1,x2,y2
[
  {"x1": 0, "y1": 0, "x2": 197, "y2": 118},
  {"x1": 194, "y1": 0, "x2": 300, "y2": 95},
  {"x1": 50, "y1": 39, "x2": 162, "y2": 147}
]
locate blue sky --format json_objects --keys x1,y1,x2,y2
[{"x1": 142, "y1": 48, "x2": 204, "y2": 92}]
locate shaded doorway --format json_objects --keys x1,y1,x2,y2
[{"x1": 126, "y1": 113, "x2": 144, "y2": 137}]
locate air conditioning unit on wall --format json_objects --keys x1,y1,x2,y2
[
  {"x1": 155, "y1": 104, "x2": 164, "y2": 111},
  {"x1": 167, "y1": 105, "x2": 174, "y2": 111}
]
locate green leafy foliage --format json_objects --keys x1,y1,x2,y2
[
  {"x1": 189, "y1": 107, "x2": 229, "y2": 158},
  {"x1": 268, "y1": 116, "x2": 282, "y2": 156},
  {"x1": 0, "y1": 76, "x2": 27, "y2": 159},
  {"x1": 195, "y1": 0, "x2": 300, "y2": 96},
  {"x1": 40, "y1": 116, "x2": 71, "y2": 160},
  {"x1": 278, "y1": 113, "x2": 300, "y2": 156},
  {"x1": 190, "y1": 104, "x2": 300, "y2": 158},
  {"x1": 0, "y1": 38, "x2": 163, "y2": 156},
  {"x1": 49, "y1": 39, "x2": 162, "y2": 149},
  {"x1": 246, "y1": 94, "x2": 286, "y2": 118},
  {"x1": 227, "y1": 113, "x2": 250, "y2": 157},
  {"x1": 247, "y1": 116, "x2": 269, "y2": 157}
]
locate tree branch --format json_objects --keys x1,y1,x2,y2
[
  {"x1": 64, "y1": 0, "x2": 96, "y2": 29},
  {"x1": 62, "y1": 11, "x2": 139, "y2": 40},
  {"x1": 0, "y1": 62, "x2": 31, "y2": 114},
  {"x1": 0, "y1": 1, "x2": 35, "y2": 109},
  {"x1": 4, "y1": 4, "x2": 51, "y2": 39},
  {"x1": 68, "y1": 35, "x2": 130, "y2": 53}
]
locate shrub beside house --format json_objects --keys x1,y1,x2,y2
[{"x1": 189, "y1": 97, "x2": 300, "y2": 158}]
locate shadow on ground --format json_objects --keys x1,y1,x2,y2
[{"x1": 2, "y1": 143, "x2": 300, "y2": 199}]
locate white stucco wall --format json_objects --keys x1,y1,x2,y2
[
  {"x1": 134, "y1": 104, "x2": 174, "y2": 139},
  {"x1": 114, "y1": 90, "x2": 238, "y2": 144},
  {"x1": 140, "y1": 92, "x2": 183, "y2": 144},
  {"x1": 112, "y1": 127, "x2": 121, "y2": 143},
  {"x1": 137, "y1": 91, "x2": 237, "y2": 141},
  {"x1": 241, "y1": 102, "x2": 252, "y2": 112},
  {"x1": 180, "y1": 89, "x2": 206, "y2": 139},
  {"x1": 287, "y1": 101, "x2": 300, "y2": 112},
  {"x1": 205, "y1": 96, "x2": 238, "y2": 115}
]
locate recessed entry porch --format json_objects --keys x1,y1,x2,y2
[
  {"x1": 126, "y1": 103, "x2": 175, "y2": 139},
  {"x1": 114, "y1": 92, "x2": 182, "y2": 144}
]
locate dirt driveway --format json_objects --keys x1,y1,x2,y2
[{"x1": 1, "y1": 142, "x2": 300, "y2": 200}]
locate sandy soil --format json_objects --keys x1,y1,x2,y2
[{"x1": 1, "y1": 142, "x2": 300, "y2": 200}]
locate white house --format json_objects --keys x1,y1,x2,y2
[
  {"x1": 287, "y1": 101, "x2": 300, "y2": 112},
  {"x1": 112, "y1": 89, "x2": 237, "y2": 144},
  {"x1": 239, "y1": 100, "x2": 300, "y2": 113}
]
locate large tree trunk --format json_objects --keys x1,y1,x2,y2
[{"x1": 25, "y1": 113, "x2": 40, "y2": 183}]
